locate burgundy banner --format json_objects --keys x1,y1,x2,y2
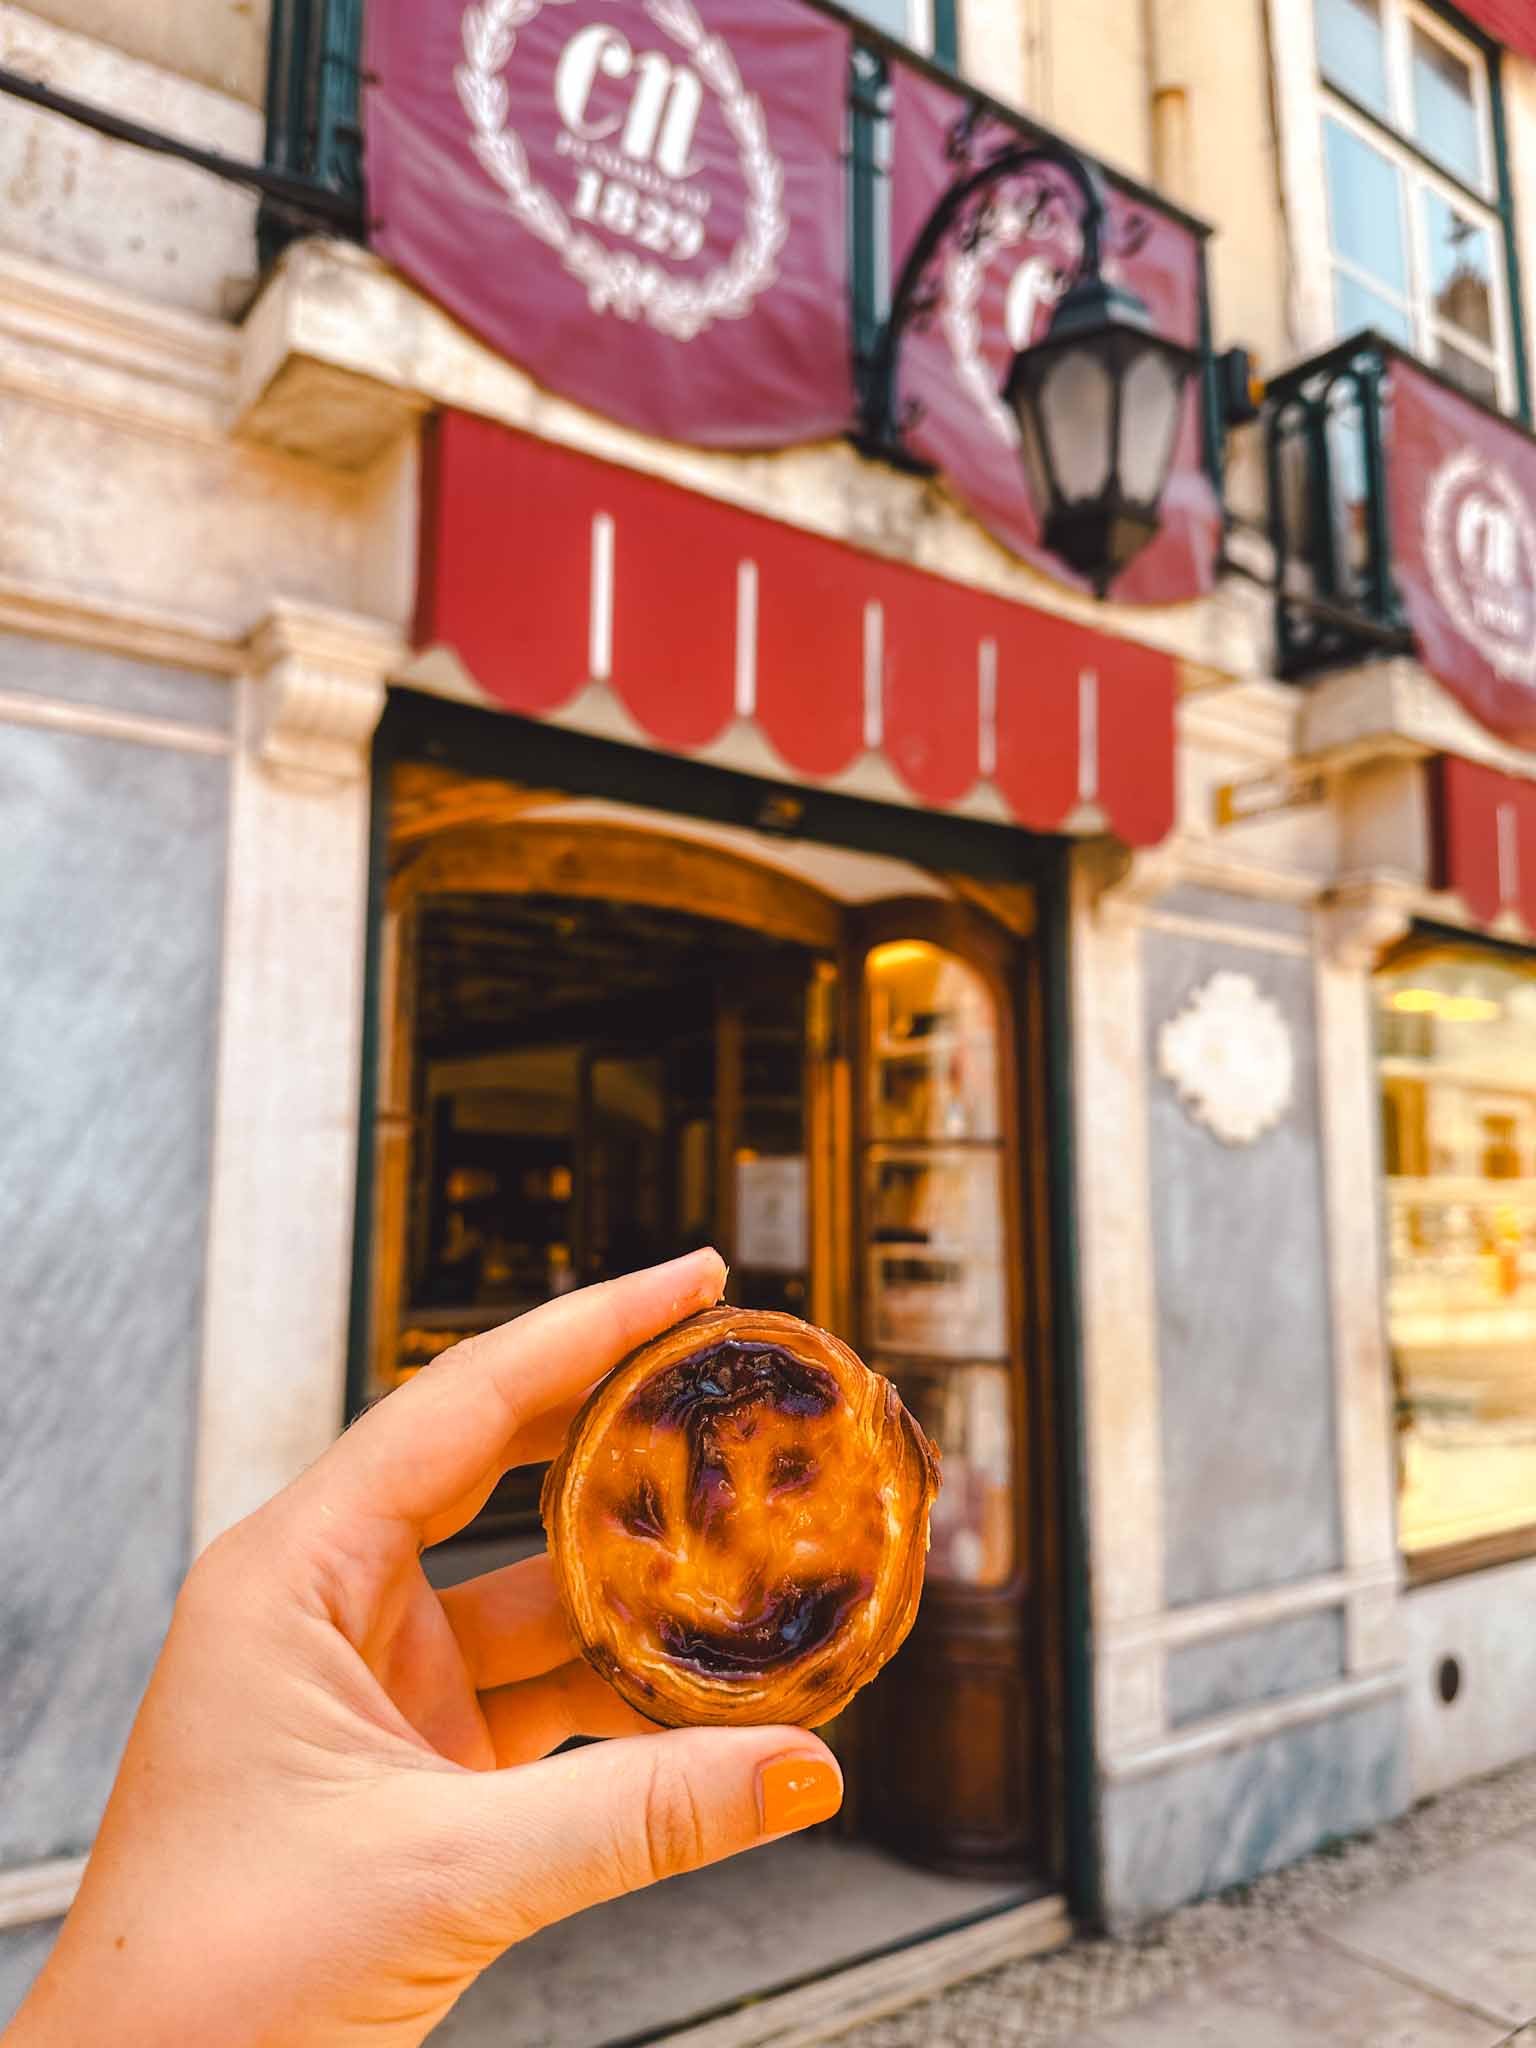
[
  {"x1": 1391, "y1": 359, "x2": 1536, "y2": 749},
  {"x1": 365, "y1": 0, "x2": 854, "y2": 447},
  {"x1": 1455, "y1": 1, "x2": 1536, "y2": 64},
  {"x1": 887, "y1": 68, "x2": 1220, "y2": 607}
]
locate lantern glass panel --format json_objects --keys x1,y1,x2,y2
[
  {"x1": 1118, "y1": 345, "x2": 1187, "y2": 505},
  {"x1": 1039, "y1": 349, "x2": 1115, "y2": 503},
  {"x1": 1014, "y1": 390, "x2": 1053, "y2": 513}
]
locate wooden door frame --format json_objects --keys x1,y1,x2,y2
[{"x1": 350, "y1": 694, "x2": 1091, "y2": 1905}]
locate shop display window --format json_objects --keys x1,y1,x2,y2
[{"x1": 1377, "y1": 942, "x2": 1536, "y2": 1564}]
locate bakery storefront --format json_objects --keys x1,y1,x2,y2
[
  {"x1": 1274, "y1": 326, "x2": 1536, "y2": 1810},
  {"x1": 333, "y1": 0, "x2": 1217, "y2": 2023},
  {"x1": 354, "y1": 414, "x2": 1181, "y2": 2024}
]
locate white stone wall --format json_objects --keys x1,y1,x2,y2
[
  {"x1": 0, "y1": 6, "x2": 263, "y2": 317},
  {"x1": 16, "y1": 0, "x2": 269, "y2": 105}
]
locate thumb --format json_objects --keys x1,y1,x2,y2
[{"x1": 440, "y1": 1726, "x2": 843, "y2": 1946}]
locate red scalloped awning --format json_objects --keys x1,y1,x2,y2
[
  {"x1": 1431, "y1": 755, "x2": 1536, "y2": 927},
  {"x1": 415, "y1": 411, "x2": 1179, "y2": 849},
  {"x1": 1456, "y1": 2, "x2": 1536, "y2": 62}
]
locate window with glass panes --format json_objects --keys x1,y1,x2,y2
[
  {"x1": 842, "y1": 0, "x2": 955, "y2": 59},
  {"x1": 1316, "y1": 0, "x2": 1513, "y2": 408},
  {"x1": 1377, "y1": 941, "x2": 1536, "y2": 1567}
]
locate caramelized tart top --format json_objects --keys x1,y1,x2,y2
[{"x1": 542, "y1": 1307, "x2": 941, "y2": 1729}]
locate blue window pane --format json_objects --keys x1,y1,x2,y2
[
  {"x1": 843, "y1": 0, "x2": 916, "y2": 39},
  {"x1": 1413, "y1": 27, "x2": 1482, "y2": 188},
  {"x1": 1325, "y1": 117, "x2": 1408, "y2": 295},
  {"x1": 1334, "y1": 269, "x2": 1413, "y2": 345},
  {"x1": 1423, "y1": 191, "x2": 1494, "y2": 346},
  {"x1": 1317, "y1": 0, "x2": 1389, "y2": 117}
]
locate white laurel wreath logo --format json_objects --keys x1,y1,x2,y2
[
  {"x1": 455, "y1": 0, "x2": 788, "y2": 341},
  {"x1": 1424, "y1": 449, "x2": 1536, "y2": 687},
  {"x1": 944, "y1": 241, "x2": 1016, "y2": 445},
  {"x1": 942, "y1": 203, "x2": 1066, "y2": 448}
]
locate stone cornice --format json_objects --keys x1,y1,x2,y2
[
  {"x1": 1301, "y1": 659, "x2": 1536, "y2": 786},
  {"x1": 0, "y1": 571, "x2": 243, "y2": 673},
  {"x1": 0, "y1": 249, "x2": 235, "y2": 446}
]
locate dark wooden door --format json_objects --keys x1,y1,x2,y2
[{"x1": 845, "y1": 900, "x2": 1043, "y2": 1877}]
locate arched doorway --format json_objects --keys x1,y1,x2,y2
[{"x1": 361, "y1": 777, "x2": 1053, "y2": 1883}]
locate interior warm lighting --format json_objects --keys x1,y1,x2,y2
[
  {"x1": 1439, "y1": 994, "x2": 1502, "y2": 1023},
  {"x1": 1388, "y1": 987, "x2": 1501, "y2": 1021},
  {"x1": 871, "y1": 942, "x2": 939, "y2": 972},
  {"x1": 1390, "y1": 988, "x2": 1445, "y2": 1013}
]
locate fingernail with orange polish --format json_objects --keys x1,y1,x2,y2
[{"x1": 759, "y1": 1755, "x2": 843, "y2": 1837}]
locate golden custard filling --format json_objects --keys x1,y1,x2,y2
[{"x1": 544, "y1": 1310, "x2": 941, "y2": 1729}]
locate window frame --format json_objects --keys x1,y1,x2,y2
[
  {"x1": 1316, "y1": 0, "x2": 1522, "y2": 415},
  {"x1": 840, "y1": 0, "x2": 957, "y2": 63}
]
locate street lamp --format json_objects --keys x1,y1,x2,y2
[{"x1": 863, "y1": 136, "x2": 1203, "y2": 598}]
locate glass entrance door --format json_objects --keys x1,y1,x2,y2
[{"x1": 848, "y1": 903, "x2": 1041, "y2": 1878}]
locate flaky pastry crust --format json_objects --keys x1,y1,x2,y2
[{"x1": 542, "y1": 1307, "x2": 941, "y2": 1728}]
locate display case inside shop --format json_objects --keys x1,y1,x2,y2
[
  {"x1": 863, "y1": 940, "x2": 1014, "y2": 1589},
  {"x1": 867, "y1": 944, "x2": 1001, "y2": 1143},
  {"x1": 865, "y1": 1147, "x2": 1007, "y2": 1357}
]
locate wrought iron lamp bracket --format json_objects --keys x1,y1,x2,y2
[{"x1": 858, "y1": 135, "x2": 1113, "y2": 465}]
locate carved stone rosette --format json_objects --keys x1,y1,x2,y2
[{"x1": 1158, "y1": 969, "x2": 1296, "y2": 1146}]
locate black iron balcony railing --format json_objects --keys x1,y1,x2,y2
[
  {"x1": 1266, "y1": 330, "x2": 1414, "y2": 678},
  {"x1": 262, "y1": 0, "x2": 366, "y2": 255}
]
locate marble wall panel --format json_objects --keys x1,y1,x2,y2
[
  {"x1": 1101, "y1": 1697, "x2": 1407, "y2": 1926},
  {"x1": 1167, "y1": 1609, "x2": 1347, "y2": 1728},
  {"x1": 1145, "y1": 930, "x2": 1343, "y2": 1606},
  {"x1": 0, "y1": 716, "x2": 227, "y2": 1869},
  {"x1": 0, "y1": 1923, "x2": 61, "y2": 2029}
]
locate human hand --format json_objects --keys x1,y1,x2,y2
[{"x1": 7, "y1": 1251, "x2": 843, "y2": 2048}]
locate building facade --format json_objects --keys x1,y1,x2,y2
[{"x1": 6, "y1": 0, "x2": 1536, "y2": 2029}]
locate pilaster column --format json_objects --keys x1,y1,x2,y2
[
  {"x1": 1073, "y1": 842, "x2": 1168, "y2": 1757},
  {"x1": 1316, "y1": 877, "x2": 1416, "y2": 1675},
  {"x1": 193, "y1": 601, "x2": 402, "y2": 1549}
]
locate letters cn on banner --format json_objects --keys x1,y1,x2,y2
[
  {"x1": 887, "y1": 66, "x2": 1221, "y2": 606},
  {"x1": 365, "y1": 0, "x2": 855, "y2": 448}
]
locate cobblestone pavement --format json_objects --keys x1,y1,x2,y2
[{"x1": 835, "y1": 1755, "x2": 1536, "y2": 2046}]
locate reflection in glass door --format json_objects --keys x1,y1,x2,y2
[
  {"x1": 865, "y1": 940, "x2": 1014, "y2": 1587},
  {"x1": 852, "y1": 912, "x2": 1040, "y2": 1877}
]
